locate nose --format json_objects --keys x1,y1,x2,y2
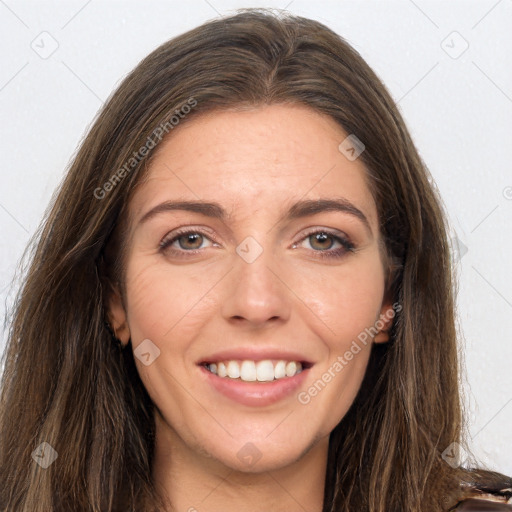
[{"x1": 221, "y1": 244, "x2": 291, "y2": 329}]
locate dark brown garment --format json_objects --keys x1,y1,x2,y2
[
  {"x1": 456, "y1": 500, "x2": 512, "y2": 511},
  {"x1": 453, "y1": 470, "x2": 512, "y2": 511}
]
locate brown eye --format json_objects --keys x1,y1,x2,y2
[
  {"x1": 309, "y1": 232, "x2": 335, "y2": 250},
  {"x1": 293, "y1": 229, "x2": 355, "y2": 260},
  {"x1": 160, "y1": 230, "x2": 215, "y2": 253},
  {"x1": 176, "y1": 233, "x2": 204, "y2": 250}
]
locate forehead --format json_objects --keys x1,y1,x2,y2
[{"x1": 130, "y1": 104, "x2": 378, "y2": 230}]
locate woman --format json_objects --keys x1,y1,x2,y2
[{"x1": 0, "y1": 8, "x2": 510, "y2": 512}]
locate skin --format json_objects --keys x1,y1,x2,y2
[{"x1": 108, "y1": 104, "x2": 393, "y2": 512}]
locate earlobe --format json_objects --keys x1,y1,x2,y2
[
  {"x1": 373, "y1": 330, "x2": 389, "y2": 343},
  {"x1": 373, "y1": 302, "x2": 396, "y2": 344},
  {"x1": 106, "y1": 286, "x2": 131, "y2": 345}
]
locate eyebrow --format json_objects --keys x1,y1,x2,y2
[{"x1": 138, "y1": 197, "x2": 372, "y2": 235}]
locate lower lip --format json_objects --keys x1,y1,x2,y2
[{"x1": 199, "y1": 365, "x2": 310, "y2": 407}]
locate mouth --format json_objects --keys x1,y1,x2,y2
[
  {"x1": 196, "y1": 349, "x2": 315, "y2": 406},
  {"x1": 198, "y1": 359, "x2": 312, "y2": 407},
  {"x1": 199, "y1": 359, "x2": 314, "y2": 382}
]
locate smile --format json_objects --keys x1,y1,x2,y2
[
  {"x1": 203, "y1": 359, "x2": 306, "y2": 382},
  {"x1": 199, "y1": 362, "x2": 311, "y2": 407}
]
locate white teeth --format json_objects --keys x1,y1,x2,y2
[
  {"x1": 256, "y1": 360, "x2": 274, "y2": 382},
  {"x1": 285, "y1": 361, "x2": 297, "y2": 377},
  {"x1": 274, "y1": 360, "x2": 286, "y2": 379},
  {"x1": 205, "y1": 359, "x2": 303, "y2": 381},
  {"x1": 240, "y1": 360, "x2": 257, "y2": 381},
  {"x1": 227, "y1": 361, "x2": 240, "y2": 379},
  {"x1": 217, "y1": 362, "x2": 227, "y2": 377}
]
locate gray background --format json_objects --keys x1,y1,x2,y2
[{"x1": 1, "y1": 0, "x2": 511, "y2": 475}]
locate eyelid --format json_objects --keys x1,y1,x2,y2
[
  {"x1": 159, "y1": 225, "x2": 355, "y2": 257},
  {"x1": 159, "y1": 226, "x2": 218, "y2": 251},
  {"x1": 293, "y1": 226, "x2": 353, "y2": 245}
]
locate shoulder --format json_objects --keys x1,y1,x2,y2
[{"x1": 452, "y1": 469, "x2": 512, "y2": 511}]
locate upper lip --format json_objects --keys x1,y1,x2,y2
[{"x1": 197, "y1": 348, "x2": 315, "y2": 367}]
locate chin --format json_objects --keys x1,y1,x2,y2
[{"x1": 202, "y1": 431, "x2": 324, "y2": 474}]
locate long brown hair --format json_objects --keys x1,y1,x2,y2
[{"x1": 0, "y1": 8, "x2": 473, "y2": 511}]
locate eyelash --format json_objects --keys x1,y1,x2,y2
[{"x1": 159, "y1": 228, "x2": 355, "y2": 260}]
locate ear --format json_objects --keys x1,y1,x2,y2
[
  {"x1": 373, "y1": 301, "x2": 396, "y2": 344},
  {"x1": 106, "y1": 284, "x2": 131, "y2": 346}
]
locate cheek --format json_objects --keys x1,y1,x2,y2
[
  {"x1": 288, "y1": 252, "x2": 386, "y2": 349},
  {"x1": 292, "y1": 257, "x2": 386, "y2": 433},
  {"x1": 123, "y1": 256, "x2": 221, "y2": 345}
]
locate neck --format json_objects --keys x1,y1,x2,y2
[{"x1": 151, "y1": 413, "x2": 329, "y2": 512}]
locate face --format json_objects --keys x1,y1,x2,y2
[{"x1": 109, "y1": 104, "x2": 393, "y2": 473}]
